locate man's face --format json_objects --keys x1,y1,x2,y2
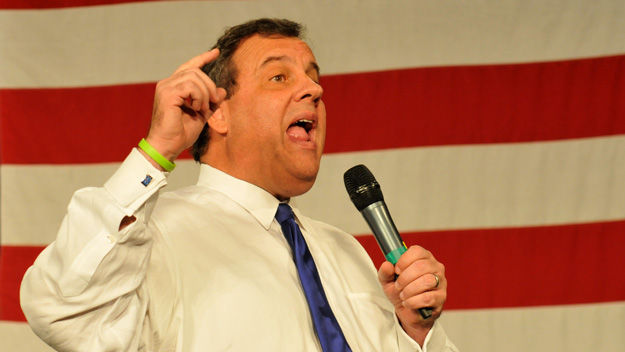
[{"x1": 215, "y1": 34, "x2": 326, "y2": 200}]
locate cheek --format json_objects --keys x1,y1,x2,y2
[
  {"x1": 232, "y1": 93, "x2": 295, "y2": 144},
  {"x1": 258, "y1": 106, "x2": 290, "y2": 138},
  {"x1": 317, "y1": 104, "x2": 328, "y2": 140},
  {"x1": 230, "y1": 104, "x2": 277, "y2": 139}
]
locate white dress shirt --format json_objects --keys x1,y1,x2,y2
[{"x1": 21, "y1": 149, "x2": 458, "y2": 352}]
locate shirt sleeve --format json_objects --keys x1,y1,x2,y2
[
  {"x1": 20, "y1": 148, "x2": 169, "y2": 351},
  {"x1": 397, "y1": 319, "x2": 460, "y2": 352}
]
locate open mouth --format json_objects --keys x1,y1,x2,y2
[
  {"x1": 287, "y1": 118, "x2": 315, "y2": 142},
  {"x1": 294, "y1": 119, "x2": 313, "y2": 133}
]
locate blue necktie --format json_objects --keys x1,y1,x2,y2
[{"x1": 275, "y1": 203, "x2": 352, "y2": 352}]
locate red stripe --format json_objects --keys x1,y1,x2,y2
[
  {"x1": 356, "y1": 220, "x2": 625, "y2": 310},
  {"x1": 2, "y1": 220, "x2": 624, "y2": 322},
  {"x1": 0, "y1": 0, "x2": 151, "y2": 9},
  {"x1": 1, "y1": 84, "x2": 157, "y2": 164},
  {"x1": 2, "y1": 55, "x2": 624, "y2": 164},
  {"x1": 0, "y1": 245, "x2": 44, "y2": 322},
  {"x1": 323, "y1": 54, "x2": 625, "y2": 154}
]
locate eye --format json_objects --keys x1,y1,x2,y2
[{"x1": 271, "y1": 74, "x2": 286, "y2": 83}]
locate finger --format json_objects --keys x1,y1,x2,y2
[
  {"x1": 399, "y1": 273, "x2": 441, "y2": 301},
  {"x1": 179, "y1": 67, "x2": 225, "y2": 113},
  {"x1": 192, "y1": 70, "x2": 224, "y2": 105},
  {"x1": 209, "y1": 88, "x2": 227, "y2": 112},
  {"x1": 174, "y1": 48, "x2": 220, "y2": 74},
  {"x1": 377, "y1": 261, "x2": 396, "y2": 285},
  {"x1": 401, "y1": 290, "x2": 439, "y2": 311},
  {"x1": 169, "y1": 70, "x2": 217, "y2": 115},
  {"x1": 173, "y1": 78, "x2": 210, "y2": 116},
  {"x1": 395, "y1": 258, "x2": 430, "y2": 291},
  {"x1": 395, "y1": 246, "x2": 431, "y2": 275},
  {"x1": 394, "y1": 247, "x2": 424, "y2": 276}
]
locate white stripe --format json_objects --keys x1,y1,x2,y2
[
  {"x1": 440, "y1": 301, "x2": 625, "y2": 352},
  {"x1": 1, "y1": 0, "x2": 625, "y2": 88},
  {"x1": 3, "y1": 135, "x2": 624, "y2": 245},
  {"x1": 1, "y1": 160, "x2": 201, "y2": 246},
  {"x1": 298, "y1": 134, "x2": 625, "y2": 235},
  {"x1": 3, "y1": 302, "x2": 624, "y2": 351},
  {"x1": 0, "y1": 321, "x2": 54, "y2": 351}
]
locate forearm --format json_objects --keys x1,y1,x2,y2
[{"x1": 20, "y1": 149, "x2": 168, "y2": 350}]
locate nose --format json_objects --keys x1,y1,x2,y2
[{"x1": 295, "y1": 75, "x2": 323, "y2": 106}]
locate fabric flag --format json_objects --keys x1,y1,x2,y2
[{"x1": 1, "y1": 1, "x2": 624, "y2": 351}]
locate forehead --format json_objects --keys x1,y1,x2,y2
[{"x1": 232, "y1": 35, "x2": 318, "y2": 74}]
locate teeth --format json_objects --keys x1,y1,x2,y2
[{"x1": 293, "y1": 119, "x2": 314, "y2": 133}]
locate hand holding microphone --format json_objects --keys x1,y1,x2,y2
[{"x1": 344, "y1": 164, "x2": 442, "y2": 320}]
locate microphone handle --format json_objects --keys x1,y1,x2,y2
[{"x1": 361, "y1": 201, "x2": 433, "y2": 319}]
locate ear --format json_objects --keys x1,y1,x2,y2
[{"x1": 207, "y1": 104, "x2": 228, "y2": 135}]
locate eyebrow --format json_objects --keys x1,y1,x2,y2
[{"x1": 260, "y1": 55, "x2": 321, "y2": 77}]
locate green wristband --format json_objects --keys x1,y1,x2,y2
[{"x1": 138, "y1": 138, "x2": 176, "y2": 172}]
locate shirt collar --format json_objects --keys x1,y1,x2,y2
[{"x1": 196, "y1": 164, "x2": 283, "y2": 230}]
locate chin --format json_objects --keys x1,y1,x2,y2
[
  {"x1": 274, "y1": 159, "x2": 320, "y2": 198},
  {"x1": 275, "y1": 172, "x2": 318, "y2": 200},
  {"x1": 286, "y1": 177, "x2": 317, "y2": 198}
]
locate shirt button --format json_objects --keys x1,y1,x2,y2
[{"x1": 107, "y1": 235, "x2": 117, "y2": 244}]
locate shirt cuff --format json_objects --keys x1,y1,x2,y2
[
  {"x1": 397, "y1": 319, "x2": 447, "y2": 352},
  {"x1": 103, "y1": 148, "x2": 168, "y2": 216}
]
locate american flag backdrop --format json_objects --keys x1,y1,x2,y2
[{"x1": 1, "y1": 1, "x2": 624, "y2": 351}]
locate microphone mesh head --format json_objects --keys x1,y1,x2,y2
[{"x1": 343, "y1": 164, "x2": 384, "y2": 211}]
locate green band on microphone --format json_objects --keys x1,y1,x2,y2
[{"x1": 385, "y1": 245, "x2": 407, "y2": 265}]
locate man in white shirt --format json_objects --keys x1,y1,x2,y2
[{"x1": 21, "y1": 18, "x2": 458, "y2": 351}]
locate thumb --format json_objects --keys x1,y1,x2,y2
[{"x1": 377, "y1": 261, "x2": 396, "y2": 285}]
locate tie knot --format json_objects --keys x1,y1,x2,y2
[{"x1": 275, "y1": 203, "x2": 294, "y2": 224}]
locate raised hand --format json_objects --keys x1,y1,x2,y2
[{"x1": 143, "y1": 49, "x2": 227, "y2": 168}]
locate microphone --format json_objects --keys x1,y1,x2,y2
[{"x1": 343, "y1": 164, "x2": 433, "y2": 319}]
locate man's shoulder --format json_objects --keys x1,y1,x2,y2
[
  {"x1": 160, "y1": 184, "x2": 207, "y2": 201},
  {"x1": 153, "y1": 184, "x2": 232, "y2": 215}
]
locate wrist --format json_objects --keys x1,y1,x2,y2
[
  {"x1": 138, "y1": 138, "x2": 176, "y2": 172},
  {"x1": 397, "y1": 311, "x2": 434, "y2": 347},
  {"x1": 402, "y1": 323, "x2": 430, "y2": 347}
]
